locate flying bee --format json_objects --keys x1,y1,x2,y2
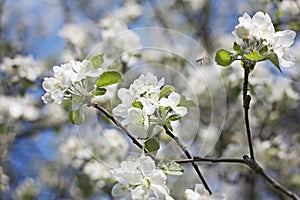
[{"x1": 196, "y1": 55, "x2": 208, "y2": 65}]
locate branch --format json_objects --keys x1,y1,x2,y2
[
  {"x1": 90, "y1": 102, "x2": 156, "y2": 161},
  {"x1": 175, "y1": 156, "x2": 300, "y2": 200},
  {"x1": 242, "y1": 62, "x2": 255, "y2": 160},
  {"x1": 163, "y1": 125, "x2": 212, "y2": 194}
]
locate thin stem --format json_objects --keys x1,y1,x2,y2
[
  {"x1": 242, "y1": 65, "x2": 255, "y2": 160},
  {"x1": 163, "y1": 125, "x2": 212, "y2": 194},
  {"x1": 175, "y1": 156, "x2": 300, "y2": 200},
  {"x1": 176, "y1": 157, "x2": 245, "y2": 164},
  {"x1": 90, "y1": 102, "x2": 156, "y2": 161}
]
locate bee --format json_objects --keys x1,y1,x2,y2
[{"x1": 196, "y1": 55, "x2": 208, "y2": 65}]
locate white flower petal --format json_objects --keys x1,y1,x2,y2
[
  {"x1": 112, "y1": 183, "x2": 129, "y2": 197},
  {"x1": 274, "y1": 30, "x2": 296, "y2": 48}
]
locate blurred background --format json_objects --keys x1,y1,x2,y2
[{"x1": 0, "y1": 0, "x2": 300, "y2": 199}]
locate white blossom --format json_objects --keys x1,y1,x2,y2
[
  {"x1": 185, "y1": 184, "x2": 225, "y2": 200},
  {"x1": 111, "y1": 156, "x2": 173, "y2": 200},
  {"x1": 113, "y1": 73, "x2": 189, "y2": 138},
  {"x1": 59, "y1": 23, "x2": 88, "y2": 46},
  {"x1": 233, "y1": 11, "x2": 296, "y2": 67},
  {"x1": 160, "y1": 92, "x2": 187, "y2": 117},
  {"x1": 41, "y1": 59, "x2": 102, "y2": 104},
  {"x1": 232, "y1": 13, "x2": 255, "y2": 39},
  {"x1": 0, "y1": 55, "x2": 43, "y2": 82}
]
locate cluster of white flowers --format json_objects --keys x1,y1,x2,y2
[
  {"x1": 59, "y1": 127, "x2": 129, "y2": 188},
  {"x1": 111, "y1": 155, "x2": 174, "y2": 200},
  {"x1": 59, "y1": 23, "x2": 89, "y2": 47},
  {"x1": 0, "y1": 94, "x2": 39, "y2": 122},
  {"x1": 0, "y1": 55, "x2": 43, "y2": 82},
  {"x1": 41, "y1": 59, "x2": 102, "y2": 104},
  {"x1": 14, "y1": 178, "x2": 39, "y2": 200},
  {"x1": 113, "y1": 72, "x2": 187, "y2": 138},
  {"x1": 233, "y1": 11, "x2": 296, "y2": 67},
  {"x1": 185, "y1": 184, "x2": 225, "y2": 200},
  {"x1": 249, "y1": 65, "x2": 299, "y2": 103}
]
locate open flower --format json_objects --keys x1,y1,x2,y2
[
  {"x1": 232, "y1": 11, "x2": 296, "y2": 67},
  {"x1": 232, "y1": 12, "x2": 255, "y2": 39},
  {"x1": 160, "y1": 92, "x2": 187, "y2": 117},
  {"x1": 113, "y1": 73, "x2": 193, "y2": 137},
  {"x1": 111, "y1": 156, "x2": 174, "y2": 200},
  {"x1": 272, "y1": 30, "x2": 297, "y2": 67},
  {"x1": 184, "y1": 184, "x2": 225, "y2": 200},
  {"x1": 41, "y1": 59, "x2": 103, "y2": 104}
]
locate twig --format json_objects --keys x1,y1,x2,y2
[
  {"x1": 163, "y1": 125, "x2": 212, "y2": 194},
  {"x1": 176, "y1": 157, "x2": 245, "y2": 164},
  {"x1": 90, "y1": 102, "x2": 156, "y2": 161},
  {"x1": 242, "y1": 62, "x2": 255, "y2": 160},
  {"x1": 175, "y1": 156, "x2": 300, "y2": 200}
]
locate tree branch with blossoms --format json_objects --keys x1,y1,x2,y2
[
  {"x1": 176, "y1": 155, "x2": 300, "y2": 200},
  {"x1": 39, "y1": 11, "x2": 300, "y2": 200},
  {"x1": 215, "y1": 11, "x2": 299, "y2": 200}
]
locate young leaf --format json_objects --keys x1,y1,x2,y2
[
  {"x1": 233, "y1": 42, "x2": 244, "y2": 55},
  {"x1": 69, "y1": 108, "x2": 85, "y2": 125},
  {"x1": 158, "y1": 160, "x2": 184, "y2": 176},
  {"x1": 244, "y1": 51, "x2": 266, "y2": 61},
  {"x1": 267, "y1": 52, "x2": 282, "y2": 73},
  {"x1": 144, "y1": 137, "x2": 160, "y2": 152},
  {"x1": 94, "y1": 87, "x2": 107, "y2": 96},
  {"x1": 179, "y1": 95, "x2": 196, "y2": 108},
  {"x1": 96, "y1": 71, "x2": 123, "y2": 87},
  {"x1": 215, "y1": 49, "x2": 234, "y2": 66},
  {"x1": 132, "y1": 101, "x2": 143, "y2": 109},
  {"x1": 168, "y1": 114, "x2": 181, "y2": 121},
  {"x1": 159, "y1": 85, "x2": 175, "y2": 99},
  {"x1": 90, "y1": 54, "x2": 104, "y2": 68}
]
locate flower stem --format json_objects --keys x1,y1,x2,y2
[
  {"x1": 163, "y1": 125, "x2": 212, "y2": 194},
  {"x1": 242, "y1": 64, "x2": 255, "y2": 160}
]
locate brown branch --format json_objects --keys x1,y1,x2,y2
[
  {"x1": 163, "y1": 125, "x2": 212, "y2": 194},
  {"x1": 175, "y1": 155, "x2": 300, "y2": 200},
  {"x1": 90, "y1": 102, "x2": 156, "y2": 161}
]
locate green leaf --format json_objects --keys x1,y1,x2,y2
[
  {"x1": 69, "y1": 108, "x2": 85, "y2": 125},
  {"x1": 132, "y1": 101, "x2": 143, "y2": 109},
  {"x1": 159, "y1": 85, "x2": 175, "y2": 99},
  {"x1": 94, "y1": 87, "x2": 107, "y2": 96},
  {"x1": 158, "y1": 160, "x2": 184, "y2": 176},
  {"x1": 179, "y1": 95, "x2": 196, "y2": 108},
  {"x1": 267, "y1": 52, "x2": 282, "y2": 73},
  {"x1": 168, "y1": 114, "x2": 181, "y2": 121},
  {"x1": 233, "y1": 42, "x2": 244, "y2": 55},
  {"x1": 215, "y1": 49, "x2": 234, "y2": 66},
  {"x1": 144, "y1": 137, "x2": 160, "y2": 152},
  {"x1": 90, "y1": 54, "x2": 104, "y2": 68},
  {"x1": 96, "y1": 71, "x2": 123, "y2": 87},
  {"x1": 244, "y1": 51, "x2": 266, "y2": 61}
]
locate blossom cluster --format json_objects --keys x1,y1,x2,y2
[
  {"x1": 113, "y1": 72, "x2": 188, "y2": 138},
  {"x1": 59, "y1": 127, "x2": 129, "y2": 189},
  {"x1": 41, "y1": 59, "x2": 102, "y2": 104},
  {"x1": 111, "y1": 156, "x2": 174, "y2": 200},
  {"x1": 0, "y1": 55, "x2": 43, "y2": 82},
  {"x1": 233, "y1": 11, "x2": 296, "y2": 67}
]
